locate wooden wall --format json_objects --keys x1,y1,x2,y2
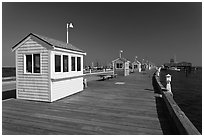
[
  {"x1": 16, "y1": 38, "x2": 50, "y2": 102},
  {"x1": 132, "y1": 62, "x2": 141, "y2": 72},
  {"x1": 124, "y1": 62, "x2": 129, "y2": 76},
  {"x1": 50, "y1": 50, "x2": 84, "y2": 102},
  {"x1": 51, "y1": 77, "x2": 83, "y2": 102},
  {"x1": 113, "y1": 60, "x2": 125, "y2": 76}
]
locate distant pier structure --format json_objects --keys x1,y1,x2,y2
[
  {"x1": 164, "y1": 58, "x2": 192, "y2": 71},
  {"x1": 112, "y1": 50, "x2": 130, "y2": 76}
]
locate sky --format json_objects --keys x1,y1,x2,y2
[{"x1": 2, "y1": 2, "x2": 202, "y2": 67}]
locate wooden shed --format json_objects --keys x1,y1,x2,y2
[
  {"x1": 132, "y1": 59, "x2": 141, "y2": 72},
  {"x1": 12, "y1": 33, "x2": 86, "y2": 102},
  {"x1": 112, "y1": 57, "x2": 130, "y2": 76}
]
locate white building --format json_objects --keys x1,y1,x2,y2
[
  {"x1": 12, "y1": 33, "x2": 86, "y2": 102},
  {"x1": 132, "y1": 59, "x2": 141, "y2": 72},
  {"x1": 112, "y1": 57, "x2": 130, "y2": 76}
]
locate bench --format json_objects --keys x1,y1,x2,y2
[
  {"x1": 111, "y1": 74, "x2": 117, "y2": 78},
  {"x1": 97, "y1": 74, "x2": 117, "y2": 80}
]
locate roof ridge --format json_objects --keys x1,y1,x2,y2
[
  {"x1": 31, "y1": 33, "x2": 84, "y2": 52},
  {"x1": 12, "y1": 33, "x2": 85, "y2": 53}
]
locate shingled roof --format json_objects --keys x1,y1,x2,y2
[{"x1": 12, "y1": 33, "x2": 85, "y2": 53}]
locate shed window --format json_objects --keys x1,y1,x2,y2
[
  {"x1": 116, "y1": 63, "x2": 123, "y2": 69},
  {"x1": 26, "y1": 55, "x2": 32, "y2": 73},
  {"x1": 63, "y1": 55, "x2": 68, "y2": 72},
  {"x1": 71, "y1": 56, "x2": 76, "y2": 71},
  {"x1": 77, "y1": 57, "x2": 81, "y2": 71},
  {"x1": 55, "y1": 55, "x2": 61, "y2": 72},
  {"x1": 25, "y1": 54, "x2": 40, "y2": 73},
  {"x1": 34, "y1": 54, "x2": 40, "y2": 73}
]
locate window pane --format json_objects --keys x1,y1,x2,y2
[
  {"x1": 77, "y1": 57, "x2": 81, "y2": 71},
  {"x1": 63, "y1": 55, "x2": 68, "y2": 72},
  {"x1": 34, "y1": 54, "x2": 40, "y2": 73},
  {"x1": 116, "y1": 63, "x2": 119, "y2": 68},
  {"x1": 55, "y1": 55, "x2": 61, "y2": 72},
  {"x1": 71, "y1": 57, "x2": 75, "y2": 71},
  {"x1": 26, "y1": 55, "x2": 32, "y2": 73},
  {"x1": 116, "y1": 63, "x2": 123, "y2": 68}
]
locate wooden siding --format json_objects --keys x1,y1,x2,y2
[
  {"x1": 16, "y1": 38, "x2": 49, "y2": 102},
  {"x1": 113, "y1": 60, "x2": 128, "y2": 76}
]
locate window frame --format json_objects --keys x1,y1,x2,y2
[
  {"x1": 63, "y1": 55, "x2": 69, "y2": 72},
  {"x1": 25, "y1": 54, "x2": 32, "y2": 73},
  {"x1": 55, "y1": 54, "x2": 62, "y2": 73},
  {"x1": 71, "y1": 56, "x2": 76, "y2": 71},
  {"x1": 116, "y1": 63, "x2": 123, "y2": 69},
  {"x1": 77, "y1": 57, "x2": 81, "y2": 71},
  {"x1": 24, "y1": 53, "x2": 41, "y2": 74},
  {"x1": 33, "y1": 54, "x2": 41, "y2": 73}
]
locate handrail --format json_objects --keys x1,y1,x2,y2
[{"x1": 153, "y1": 70, "x2": 200, "y2": 135}]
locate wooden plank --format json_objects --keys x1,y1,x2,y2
[
  {"x1": 17, "y1": 92, "x2": 48, "y2": 97},
  {"x1": 17, "y1": 81, "x2": 49, "y2": 85},
  {"x1": 3, "y1": 113, "x2": 99, "y2": 135},
  {"x1": 17, "y1": 83, "x2": 49, "y2": 88},
  {"x1": 4, "y1": 99, "x2": 159, "y2": 118},
  {"x1": 3, "y1": 103, "x2": 162, "y2": 130},
  {"x1": 18, "y1": 76, "x2": 48, "y2": 80},
  {"x1": 3, "y1": 114, "x2": 130, "y2": 135},
  {"x1": 3, "y1": 100, "x2": 163, "y2": 132},
  {"x1": 3, "y1": 70, "x2": 174, "y2": 134},
  {"x1": 3, "y1": 108, "x2": 163, "y2": 135},
  {"x1": 17, "y1": 96, "x2": 49, "y2": 101}
]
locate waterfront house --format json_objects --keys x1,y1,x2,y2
[
  {"x1": 112, "y1": 57, "x2": 130, "y2": 76},
  {"x1": 12, "y1": 33, "x2": 86, "y2": 102},
  {"x1": 132, "y1": 57, "x2": 141, "y2": 72}
]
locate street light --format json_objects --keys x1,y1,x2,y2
[
  {"x1": 67, "y1": 22, "x2": 74, "y2": 44},
  {"x1": 120, "y1": 50, "x2": 123, "y2": 58}
]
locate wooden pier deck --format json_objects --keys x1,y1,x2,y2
[{"x1": 2, "y1": 70, "x2": 178, "y2": 135}]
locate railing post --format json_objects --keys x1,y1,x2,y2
[
  {"x1": 89, "y1": 69, "x2": 91, "y2": 74},
  {"x1": 166, "y1": 74, "x2": 172, "y2": 94},
  {"x1": 83, "y1": 78, "x2": 87, "y2": 88},
  {"x1": 157, "y1": 67, "x2": 161, "y2": 77}
]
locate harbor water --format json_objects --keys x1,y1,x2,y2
[{"x1": 159, "y1": 68, "x2": 202, "y2": 133}]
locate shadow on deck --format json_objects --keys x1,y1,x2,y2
[
  {"x1": 2, "y1": 89, "x2": 16, "y2": 100},
  {"x1": 152, "y1": 76, "x2": 179, "y2": 135}
]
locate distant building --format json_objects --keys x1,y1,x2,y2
[
  {"x1": 132, "y1": 58, "x2": 141, "y2": 72},
  {"x1": 112, "y1": 57, "x2": 130, "y2": 76},
  {"x1": 12, "y1": 33, "x2": 86, "y2": 102},
  {"x1": 177, "y1": 62, "x2": 192, "y2": 70},
  {"x1": 170, "y1": 58, "x2": 175, "y2": 64},
  {"x1": 164, "y1": 59, "x2": 192, "y2": 70},
  {"x1": 141, "y1": 62, "x2": 148, "y2": 71}
]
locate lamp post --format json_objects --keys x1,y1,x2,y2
[
  {"x1": 119, "y1": 50, "x2": 123, "y2": 58},
  {"x1": 67, "y1": 22, "x2": 74, "y2": 44},
  {"x1": 135, "y1": 56, "x2": 137, "y2": 61}
]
